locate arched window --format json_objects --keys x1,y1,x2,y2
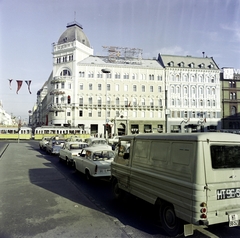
[
  {"x1": 133, "y1": 98, "x2": 137, "y2": 106},
  {"x1": 79, "y1": 97, "x2": 83, "y2": 106},
  {"x1": 231, "y1": 106, "x2": 237, "y2": 116},
  {"x1": 159, "y1": 99, "x2": 162, "y2": 106},
  {"x1": 60, "y1": 69, "x2": 71, "y2": 76},
  {"x1": 107, "y1": 97, "x2": 111, "y2": 105},
  {"x1": 89, "y1": 97, "x2": 93, "y2": 105},
  {"x1": 150, "y1": 98, "x2": 154, "y2": 107},
  {"x1": 192, "y1": 99, "x2": 196, "y2": 106},
  {"x1": 98, "y1": 97, "x2": 102, "y2": 106}
]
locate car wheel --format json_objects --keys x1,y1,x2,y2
[
  {"x1": 85, "y1": 170, "x2": 91, "y2": 181},
  {"x1": 66, "y1": 158, "x2": 70, "y2": 166},
  {"x1": 159, "y1": 201, "x2": 183, "y2": 237},
  {"x1": 112, "y1": 178, "x2": 124, "y2": 200}
]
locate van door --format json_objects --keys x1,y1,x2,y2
[
  {"x1": 203, "y1": 141, "x2": 240, "y2": 227},
  {"x1": 112, "y1": 139, "x2": 132, "y2": 193}
]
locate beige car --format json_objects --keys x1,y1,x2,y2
[
  {"x1": 73, "y1": 146, "x2": 114, "y2": 180},
  {"x1": 39, "y1": 136, "x2": 51, "y2": 150},
  {"x1": 59, "y1": 141, "x2": 88, "y2": 166}
]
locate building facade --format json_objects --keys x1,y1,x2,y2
[
  {"x1": 221, "y1": 68, "x2": 240, "y2": 131},
  {"x1": 158, "y1": 54, "x2": 221, "y2": 132},
  {"x1": 32, "y1": 21, "x2": 165, "y2": 136},
  {"x1": 32, "y1": 21, "x2": 222, "y2": 135}
]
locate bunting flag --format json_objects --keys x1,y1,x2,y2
[
  {"x1": 8, "y1": 79, "x2": 13, "y2": 90},
  {"x1": 16, "y1": 80, "x2": 23, "y2": 94},
  {"x1": 25, "y1": 80, "x2": 32, "y2": 94}
]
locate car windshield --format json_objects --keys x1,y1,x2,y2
[
  {"x1": 92, "y1": 151, "x2": 114, "y2": 161},
  {"x1": 55, "y1": 140, "x2": 65, "y2": 145},
  {"x1": 211, "y1": 145, "x2": 240, "y2": 169},
  {"x1": 92, "y1": 140, "x2": 107, "y2": 146},
  {"x1": 70, "y1": 144, "x2": 87, "y2": 149}
]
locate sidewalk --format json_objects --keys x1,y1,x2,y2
[{"x1": 0, "y1": 143, "x2": 129, "y2": 238}]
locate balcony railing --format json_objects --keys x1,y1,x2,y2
[
  {"x1": 50, "y1": 76, "x2": 72, "y2": 84},
  {"x1": 50, "y1": 89, "x2": 65, "y2": 95}
]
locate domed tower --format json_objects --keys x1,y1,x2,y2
[{"x1": 48, "y1": 21, "x2": 93, "y2": 127}]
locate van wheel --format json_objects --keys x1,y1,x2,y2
[
  {"x1": 159, "y1": 202, "x2": 183, "y2": 237},
  {"x1": 112, "y1": 179, "x2": 124, "y2": 200}
]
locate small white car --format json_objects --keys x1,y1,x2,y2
[
  {"x1": 108, "y1": 136, "x2": 121, "y2": 145},
  {"x1": 66, "y1": 136, "x2": 83, "y2": 142},
  {"x1": 39, "y1": 136, "x2": 51, "y2": 150},
  {"x1": 45, "y1": 136, "x2": 65, "y2": 155},
  {"x1": 85, "y1": 138, "x2": 112, "y2": 150},
  {"x1": 73, "y1": 146, "x2": 114, "y2": 180},
  {"x1": 59, "y1": 141, "x2": 88, "y2": 165}
]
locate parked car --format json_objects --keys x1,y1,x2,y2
[
  {"x1": 39, "y1": 136, "x2": 51, "y2": 150},
  {"x1": 73, "y1": 146, "x2": 114, "y2": 180},
  {"x1": 85, "y1": 138, "x2": 112, "y2": 150},
  {"x1": 66, "y1": 135, "x2": 83, "y2": 142},
  {"x1": 45, "y1": 136, "x2": 65, "y2": 155},
  {"x1": 108, "y1": 136, "x2": 121, "y2": 145},
  {"x1": 59, "y1": 141, "x2": 88, "y2": 165}
]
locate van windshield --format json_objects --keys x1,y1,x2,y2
[{"x1": 211, "y1": 145, "x2": 240, "y2": 169}]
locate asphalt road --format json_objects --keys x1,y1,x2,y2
[{"x1": 0, "y1": 141, "x2": 240, "y2": 238}]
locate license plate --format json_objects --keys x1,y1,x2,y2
[{"x1": 229, "y1": 214, "x2": 239, "y2": 227}]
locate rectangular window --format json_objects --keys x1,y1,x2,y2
[
  {"x1": 89, "y1": 83, "x2": 93, "y2": 90},
  {"x1": 79, "y1": 110, "x2": 83, "y2": 117},
  {"x1": 133, "y1": 85, "x2": 137, "y2": 92},
  {"x1": 142, "y1": 85, "x2": 145, "y2": 92},
  {"x1": 98, "y1": 84, "x2": 102, "y2": 90},
  {"x1": 79, "y1": 98, "x2": 83, "y2": 106},
  {"x1": 80, "y1": 84, "x2": 83, "y2": 90},
  {"x1": 61, "y1": 82, "x2": 65, "y2": 89},
  {"x1": 67, "y1": 112, "x2": 71, "y2": 116},
  {"x1": 211, "y1": 145, "x2": 240, "y2": 169},
  {"x1": 106, "y1": 73, "x2": 112, "y2": 79},
  {"x1": 115, "y1": 84, "x2": 119, "y2": 91},
  {"x1": 107, "y1": 84, "x2": 110, "y2": 91},
  {"x1": 68, "y1": 83, "x2": 71, "y2": 89},
  {"x1": 98, "y1": 111, "x2": 101, "y2": 117},
  {"x1": 150, "y1": 86, "x2": 153, "y2": 92},
  {"x1": 124, "y1": 85, "x2": 128, "y2": 92},
  {"x1": 89, "y1": 111, "x2": 92, "y2": 117},
  {"x1": 79, "y1": 71, "x2": 85, "y2": 77}
]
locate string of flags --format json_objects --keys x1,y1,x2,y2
[{"x1": 8, "y1": 79, "x2": 32, "y2": 94}]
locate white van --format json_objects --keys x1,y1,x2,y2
[{"x1": 111, "y1": 133, "x2": 240, "y2": 236}]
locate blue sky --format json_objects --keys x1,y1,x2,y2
[{"x1": 1, "y1": 0, "x2": 240, "y2": 121}]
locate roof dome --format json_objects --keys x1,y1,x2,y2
[{"x1": 58, "y1": 21, "x2": 91, "y2": 47}]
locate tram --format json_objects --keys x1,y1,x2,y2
[
  {"x1": 0, "y1": 126, "x2": 32, "y2": 140},
  {"x1": 34, "y1": 126, "x2": 90, "y2": 140}
]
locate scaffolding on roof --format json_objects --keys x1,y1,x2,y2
[{"x1": 102, "y1": 46, "x2": 142, "y2": 65}]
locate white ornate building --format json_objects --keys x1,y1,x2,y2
[
  {"x1": 32, "y1": 21, "x2": 221, "y2": 135},
  {"x1": 0, "y1": 101, "x2": 13, "y2": 125},
  {"x1": 32, "y1": 21, "x2": 165, "y2": 136},
  {"x1": 158, "y1": 54, "x2": 221, "y2": 132}
]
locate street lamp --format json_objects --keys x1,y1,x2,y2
[
  {"x1": 18, "y1": 116, "x2": 21, "y2": 143},
  {"x1": 101, "y1": 68, "x2": 111, "y2": 140}
]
